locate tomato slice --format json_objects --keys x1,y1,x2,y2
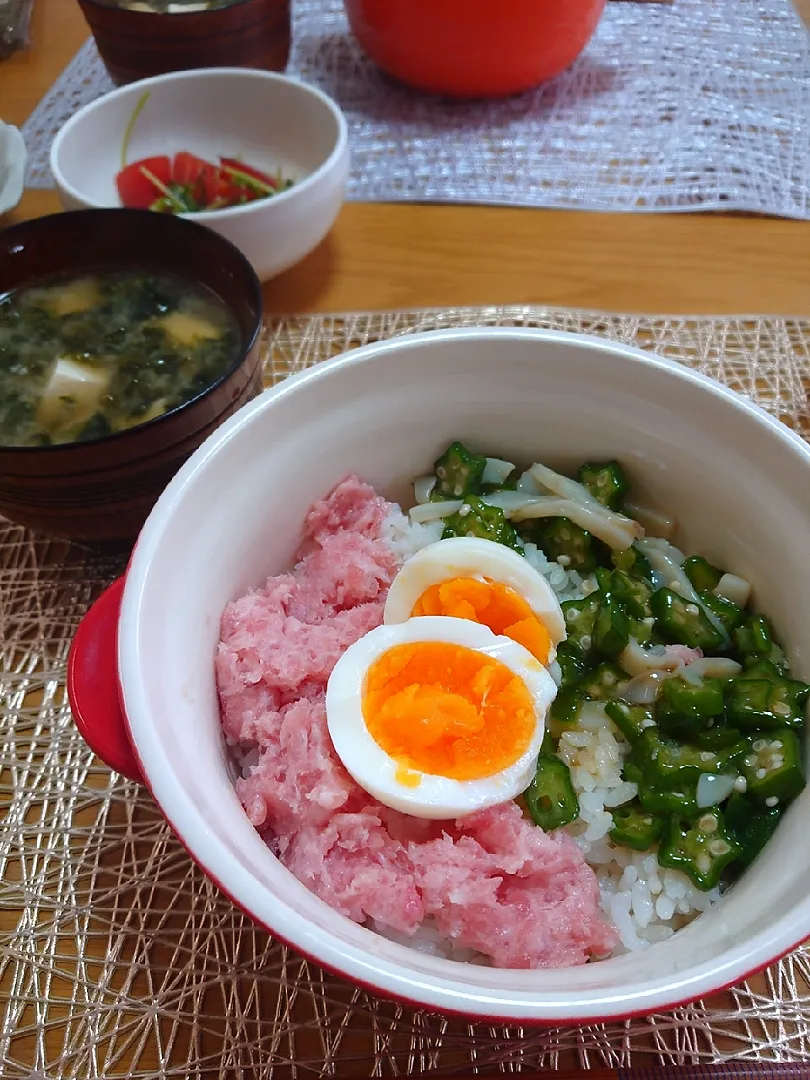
[
  {"x1": 175, "y1": 152, "x2": 272, "y2": 210},
  {"x1": 172, "y1": 151, "x2": 215, "y2": 187},
  {"x1": 116, "y1": 156, "x2": 172, "y2": 209},
  {"x1": 219, "y1": 157, "x2": 279, "y2": 190},
  {"x1": 201, "y1": 166, "x2": 251, "y2": 208},
  {"x1": 116, "y1": 152, "x2": 281, "y2": 212},
  {"x1": 170, "y1": 152, "x2": 218, "y2": 206},
  {"x1": 201, "y1": 166, "x2": 229, "y2": 207}
]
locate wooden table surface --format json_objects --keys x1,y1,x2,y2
[{"x1": 3, "y1": 0, "x2": 810, "y2": 318}]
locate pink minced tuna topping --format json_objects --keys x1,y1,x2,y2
[{"x1": 216, "y1": 477, "x2": 618, "y2": 969}]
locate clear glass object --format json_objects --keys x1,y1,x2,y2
[{"x1": 0, "y1": 0, "x2": 34, "y2": 59}]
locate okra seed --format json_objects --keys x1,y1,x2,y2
[
  {"x1": 685, "y1": 604, "x2": 700, "y2": 616},
  {"x1": 708, "y1": 840, "x2": 731, "y2": 856},
  {"x1": 697, "y1": 853, "x2": 712, "y2": 875},
  {"x1": 772, "y1": 755, "x2": 784, "y2": 769},
  {"x1": 765, "y1": 796, "x2": 780, "y2": 807},
  {"x1": 557, "y1": 555, "x2": 571, "y2": 567},
  {"x1": 745, "y1": 755, "x2": 757, "y2": 768},
  {"x1": 773, "y1": 702, "x2": 791, "y2": 716},
  {"x1": 459, "y1": 505, "x2": 471, "y2": 517},
  {"x1": 733, "y1": 776, "x2": 748, "y2": 793},
  {"x1": 581, "y1": 635, "x2": 592, "y2": 651},
  {"x1": 454, "y1": 484, "x2": 463, "y2": 496},
  {"x1": 698, "y1": 814, "x2": 719, "y2": 833},
  {"x1": 770, "y1": 740, "x2": 783, "y2": 749},
  {"x1": 753, "y1": 740, "x2": 767, "y2": 752},
  {"x1": 699, "y1": 752, "x2": 715, "y2": 763},
  {"x1": 756, "y1": 768, "x2": 767, "y2": 779}
]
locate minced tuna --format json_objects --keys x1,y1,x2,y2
[{"x1": 216, "y1": 477, "x2": 617, "y2": 969}]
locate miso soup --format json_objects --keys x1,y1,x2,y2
[{"x1": 0, "y1": 269, "x2": 241, "y2": 447}]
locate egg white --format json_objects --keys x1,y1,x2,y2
[
  {"x1": 383, "y1": 536, "x2": 566, "y2": 652},
  {"x1": 326, "y1": 616, "x2": 557, "y2": 820}
]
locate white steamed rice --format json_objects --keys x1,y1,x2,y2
[{"x1": 380, "y1": 507, "x2": 723, "y2": 958}]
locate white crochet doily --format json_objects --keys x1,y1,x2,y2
[{"x1": 20, "y1": 0, "x2": 810, "y2": 215}]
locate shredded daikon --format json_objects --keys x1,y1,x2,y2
[
  {"x1": 412, "y1": 476, "x2": 436, "y2": 505},
  {"x1": 714, "y1": 572, "x2": 751, "y2": 608},
  {"x1": 482, "y1": 457, "x2": 515, "y2": 486},
  {"x1": 409, "y1": 499, "x2": 462, "y2": 524}
]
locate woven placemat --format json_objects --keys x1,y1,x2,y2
[
  {"x1": 19, "y1": 0, "x2": 810, "y2": 217},
  {"x1": 2, "y1": 306, "x2": 810, "y2": 1080}
]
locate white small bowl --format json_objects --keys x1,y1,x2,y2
[
  {"x1": 50, "y1": 68, "x2": 349, "y2": 282},
  {"x1": 0, "y1": 121, "x2": 26, "y2": 217},
  {"x1": 68, "y1": 327, "x2": 810, "y2": 1023}
]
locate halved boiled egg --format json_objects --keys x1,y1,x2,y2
[
  {"x1": 326, "y1": 616, "x2": 557, "y2": 819},
  {"x1": 383, "y1": 536, "x2": 566, "y2": 666}
]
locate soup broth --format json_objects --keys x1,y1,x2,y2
[
  {"x1": 0, "y1": 269, "x2": 241, "y2": 447},
  {"x1": 110, "y1": 1, "x2": 232, "y2": 11}
]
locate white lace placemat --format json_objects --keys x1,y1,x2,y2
[{"x1": 20, "y1": 0, "x2": 810, "y2": 216}]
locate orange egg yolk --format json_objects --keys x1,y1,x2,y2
[
  {"x1": 411, "y1": 577, "x2": 552, "y2": 664},
  {"x1": 362, "y1": 641, "x2": 536, "y2": 781}
]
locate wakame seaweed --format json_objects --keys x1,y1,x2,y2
[{"x1": 0, "y1": 269, "x2": 240, "y2": 447}]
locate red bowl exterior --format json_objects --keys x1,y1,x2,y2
[
  {"x1": 67, "y1": 576, "x2": 143, "y2": 781},
  {"x1": 0, "y1": 209, "x2": 264, "y2": 543},
  {"x1": 77, "y1": 0, "x2": 291, "y2": 87},
  {"x1": 344, "y1": 0, "x2": 608, "y2": 98}
]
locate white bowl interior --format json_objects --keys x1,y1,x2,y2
[
  {"x1": 52, "y1": 69, "x2": 340, "y2": 208},
  {"x1": 120, "y1": 328, "x2": 810, "y2": 1020}
]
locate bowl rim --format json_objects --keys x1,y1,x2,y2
[
  {"x1": 77, "y1": 0, "x2": 267, "y2": 16},
  {"x1": 0, "y1": 207, "x2": 263, "y2": 454},
  {"x1": 49, "y1": 67, "x2": 350, "y2": 224},
  {"x1": 0, "y1": 122, "x2": 27, "y2": 218},
  {"x1": 119, "y1": 326, "x2": 810, "y2": 1021}
]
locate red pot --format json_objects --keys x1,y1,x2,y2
[{"x1": 344, "y1": 0, "x2": 608, "y2": 98}]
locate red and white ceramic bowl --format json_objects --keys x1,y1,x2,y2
[{"x1": 68, "y1": 328, "x2": 810, "y2": 1023}]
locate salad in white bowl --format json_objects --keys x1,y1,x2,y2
[{"x1": 0, "y1": 121, "x2": 26, "y2": 217}]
